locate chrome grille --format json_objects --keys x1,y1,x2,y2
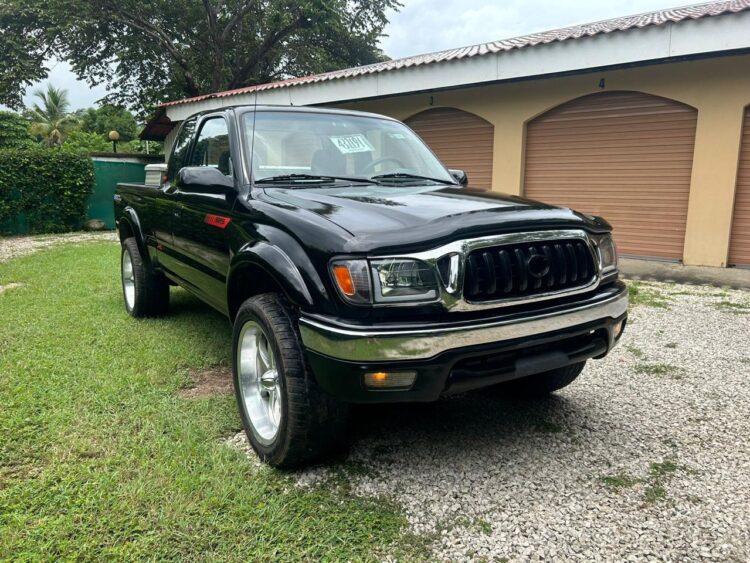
[{"x1": 463, "y1": 239, "x2": 596, "y2": 302}]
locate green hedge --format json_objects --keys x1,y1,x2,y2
[{"x1": 0, "y1": 148, "x2": 95, "y2": 234}]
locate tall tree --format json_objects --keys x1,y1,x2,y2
[
  {"x1": 0, "y1": 1, "x2": 54, "y2": 109},
  {"x1": 27, "y1": 85, "x2": 78, "y2": 146},
  {"x1": 0, "y1": 0, "x2": 401, "y2": 114}
]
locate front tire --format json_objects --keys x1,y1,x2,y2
[
  {"x1": 120, "y1": 237, "x2": 169, "y2": 318},
  {"x1": 493, "y1": 361, "x2": 586, "y2": 398},
  {"x1": 232, "y1": 293, "x2": 348, "y2": 468}
]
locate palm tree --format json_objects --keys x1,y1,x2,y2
[{"x1": 28, "y1": 85, "x2": 78, "y2": 146}]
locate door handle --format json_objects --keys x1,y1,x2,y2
[{"x1": 173, "y1": 209, "x2": 181, "y2": 218}]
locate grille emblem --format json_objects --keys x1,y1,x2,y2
[{"x1": 526, "y1": 254, "x2": 550, "y2": 278}]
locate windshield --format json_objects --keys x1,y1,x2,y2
[{"x1": 242, "y1": 111, "x2": 454, "y2": 184}]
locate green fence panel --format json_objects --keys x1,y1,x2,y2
[
  {"x1": 88, "y1": 160, "x2": 146, "y2": 229},
  {"x1": 0, "y1": 211, "x2": 27, "y2": 236}
]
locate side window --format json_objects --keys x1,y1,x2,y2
[
  {"x1": 189, "y1": 118, "x2": 232, "y2": 176},
  {"x1": 167, "y1": 118, "x2": 196, "y2": 180}
]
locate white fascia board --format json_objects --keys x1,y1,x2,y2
[
  {"x1": 670, "y1": 10, "x2": 750, "y2": 55},
  {"x1": 290, "y1": 75, "x2": 381, "y2": 105},
  {"x1": 164, "y1": 12, "x2": 750, "y2": 123},
  {"x1": 496, "y1": 26, "x2": 672, "y2": 79},
  {"x1": 374, "y1": 56, "x2": 498, "y2": 98}
]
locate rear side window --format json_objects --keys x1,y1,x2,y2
[
  {"x1": 189, "y1": 118, "x2": 232, "y2": 176},
  {"x1": 167, "y1": 118, "x2": 196, "y2": 180}
]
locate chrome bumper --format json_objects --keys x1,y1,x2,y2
[{"x1": 299, "y1": 285, "x2": 628, "y2": 362}]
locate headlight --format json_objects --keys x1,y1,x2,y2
[
  {"x1": 370, "y1": 259, "x2": 438, "y2": 303},
  {"x1": 592, "y1": 233, "x2": 618, "y2": 272},
  {"x1": 330, "y1": 258, "x2": 438, "y2": 305}
]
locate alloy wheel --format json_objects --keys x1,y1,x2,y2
[{"x1": 237, "y1": 321, "x2": 282, "y2": 445}]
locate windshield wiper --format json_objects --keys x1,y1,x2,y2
[
  {"x1": 255, "y1": 174, "x2": 375, "y2": 185},
  {"x1": 370, "y1": 173, "x2": 455, "y2": 185}
]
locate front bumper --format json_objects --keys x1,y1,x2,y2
[{"x1": 300, "y1": 282, "x2": 628, "y2": 402}]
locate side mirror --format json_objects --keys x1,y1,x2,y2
[
  {"x1": 448, "y1": 169, "x2": 468, "y2": 186},
  {"x1": 176, "y1": 166, "x2": 235, "y2": 195}
]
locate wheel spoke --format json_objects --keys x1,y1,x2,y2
[
  {"x1": 273, "y1": 385, "x2": 281, "y2": 424},
  {"x1": 257, "y1": 336, "x2": 272, "y2": 372},
  {"x1": 268, "y1": 388, "x2": 279, "y2": 426}
]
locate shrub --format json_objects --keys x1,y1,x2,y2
[
  {"x1": 64, "y1": 130, "x2": 111, "y2": 153},
  {"x1": 0, "y1": 111, "x2": 34, "y2": 149},
  {"x1": 0, "y1": 147, "x2": 95, "y2": 234}
]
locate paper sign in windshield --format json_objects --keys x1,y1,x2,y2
[{"x1": 329, "y1": 134, "x2": 374, "y2": 154}]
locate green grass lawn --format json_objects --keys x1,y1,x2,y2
[{"x1": 0, "y1": 241, "x2": 420, "y2": 561}]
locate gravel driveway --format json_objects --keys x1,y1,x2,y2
[
  {"x1": 232, "y1": 281, "x2": 750, "y2": 561},
  {"x1": 0, "y1": 231, "x2": 117, "y2": 264}
]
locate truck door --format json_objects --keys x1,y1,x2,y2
[
  {"x1": 168, "y1": 115, "x2": 235, "y2": 313},
  {"x1": 158, "y1": 117, "x2": 196, "y2": 279}
]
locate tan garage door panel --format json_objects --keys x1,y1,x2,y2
[
  {"x1": 406, "y1": 108, "x2": 494, "y2": 190},
  {"x1": 728, "y1": 107, "x2": 750, "y2": 267},
  {"x1": 524, "y1": 91, "x2": 698, "y2": 260}
]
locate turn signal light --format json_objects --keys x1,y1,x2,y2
[
  {"x1": 333, "y1": 265, "x2": 356, "y2": 296},
  {"x1": 364, "y1": 371, "x2": 417, "y2": 389}
]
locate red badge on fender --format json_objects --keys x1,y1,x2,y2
[{"x1": 204, "y1": 214, "x2": 231, "y2": 229}]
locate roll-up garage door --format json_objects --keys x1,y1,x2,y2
[
  {"x1": 524, "y1": 91, "x2": 698, "y2": 261},
  {"x1": 728, "y1": 107, "x2": 750, "y2": 267},
  {"x1": 406, "y1": 108, "x2": 494, "y2": 190}
]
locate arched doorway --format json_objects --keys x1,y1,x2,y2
[
  {"x1": 524, "y1": 91, "x2": 698, "y2": 261},
  {"x1": 406, "y1": 108, "x2": 494, "y2": 190}
]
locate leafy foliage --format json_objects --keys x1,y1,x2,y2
[
  {"x1": 0, "y1": 111, "x2": 34, "y2": 148},
  {"x1": 0, "y1": 0, "x2": 401, "y2": 114},
  {"x1": 60, "y1": 102, "x2": 163, "y2": 153},
  {"x1": 0, "y1": 147, "x2": 94, "y2": 233},
  {"x1": 27, "y1": 84, "x2": 78, "y2": 146},
  {"x1": 0, "y1": 1, "x2": 54, "y2": 109},
  {"x1": 63, "y1": 129, "x2": 111, "y2": 153},
  {"x1": 118, "y1": 139, "x2": 164, "y2": 155},
  {"x1": 76, "y1": 105, "x2": 138, "y2": 142}
]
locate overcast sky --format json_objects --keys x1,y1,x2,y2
[{"x1": 19, "y1": 0, "x2": 693, "y2": 110}]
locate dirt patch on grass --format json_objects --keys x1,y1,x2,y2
[
  {"x1": 0, "y1": 463, "x2": 43, "y2": 487},
  {"x1": 0, "y1": 282, "x2": 25, "y2": 295},
  {"x1": 178, "y1": 367, "x2": 232, "y2": 398}
]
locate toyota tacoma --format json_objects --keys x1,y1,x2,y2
[{"x1": 115, "y1": 105, "x2": 627, "y2": 467}]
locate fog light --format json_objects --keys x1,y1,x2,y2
[
  {"x1": 613, "y1": 320, "x2": 626, "y2": 339},
  {"x1": 364, "y1": 371, "x2": 417, "y2": 389}
]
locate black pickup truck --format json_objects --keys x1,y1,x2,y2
[{"x1": 115, "y1": 105, "x2": 627, "y2": 467}]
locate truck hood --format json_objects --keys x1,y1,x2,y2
[{"x1": 262, "y1": 184, "x2": 610, "y2": 253}]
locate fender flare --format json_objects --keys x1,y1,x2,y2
[
  {"x1": 228, "y1": 241, "x2": 315, "y2": 313},
  {"x1": 118, "y1": 207, "x2": 150, "y2": 266}
]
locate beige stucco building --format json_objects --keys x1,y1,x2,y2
[{"x1": 143, "y1": 0, "x2": 750, "y2": 269}]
